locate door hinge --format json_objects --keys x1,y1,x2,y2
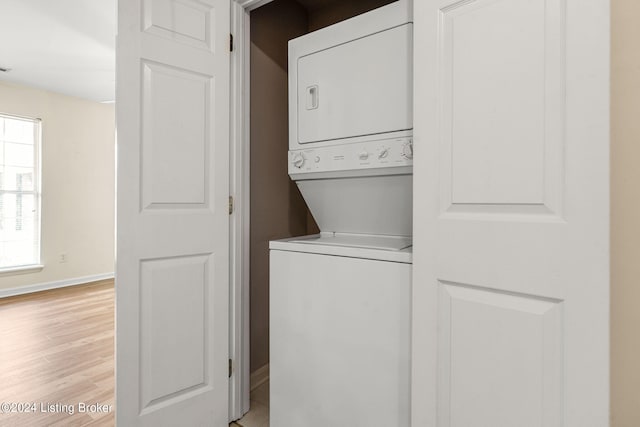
[
  {"x1": 230, "y1": 33, "x2": 234, "y2": 52},
  {"x1": 229, "y1": 196, "x2": 234, "y2": 215},
  {"x1": 229, "y1": 359, "x2": 233, "y2": 378}
]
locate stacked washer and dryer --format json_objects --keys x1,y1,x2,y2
[{"x1": 269, "y1": 2, "x2": 413, "y2": 426}]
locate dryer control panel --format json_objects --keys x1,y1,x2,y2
[{"x1": 289, "y1": 137, "x2": 413, "y2": 176}]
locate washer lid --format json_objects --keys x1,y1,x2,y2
[
  {"x1": 289, "y1": 233, "x2": 412, "y2": 251},
  {"x1": 270, "y1": 233, "x2": 413, "y2": 263}
]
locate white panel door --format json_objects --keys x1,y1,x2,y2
[
  {"x1": 412, "y1": 0, "x2": 609, "y2": 426},
  {"x1": 116, "y1": 0, "x2": 230, "y2": 425}
]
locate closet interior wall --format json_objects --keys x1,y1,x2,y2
[
  {"x1": 248, "y1": 0, "x2": 396, "y2": 374},
  {"x1": 250, "y1": 0, "x2": 312, "y2": 374}
]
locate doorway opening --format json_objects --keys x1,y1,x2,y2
[
  {"x1": 234, "y1": 0, "x2": 398, "y2": 424},
  {"x1": 0, "y1": 2, "x2": 116, "y2": 425}
]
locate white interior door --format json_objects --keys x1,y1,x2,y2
[
  {"x1": 116, "y1": 0, "x2": 230, "y2": 425},
  {"x1": 412, "y1": 0, "x2": 609, "y2": 426}
]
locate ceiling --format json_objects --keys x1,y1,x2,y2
[
  {"x1": 0, "y1": 0, "x2": 384, "y2": 103},
  {"x1": 0, "y1": 0, "x2": 116, "y2": 103}
]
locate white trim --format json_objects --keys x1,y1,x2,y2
[
  {"x1": 235, "y1": 0, "x2": 273, "y2": 11},
  {"x1": 0, "y1": 264, "x2": 44, "y2": 277},
  {"x1": 229, "y1": 0, "x2": 275, "y2": 421},
  {"x1": 0, "y1": 272, "x2": 114, "y2": 298},
  {"x1": 250, "y1": 363, "x2": 269, "y2": 391},
  {"x1": 228, "y1": 0, "x2": 250, "y2": 420}
]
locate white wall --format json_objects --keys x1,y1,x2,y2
[{"x1": 0, "y1": 81, "x2": 114, "y2": 293}]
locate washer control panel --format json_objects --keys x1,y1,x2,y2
[{"x1": 289, "y1": 137, "x2": 413, "y2": 175}]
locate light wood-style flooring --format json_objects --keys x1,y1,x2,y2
[
  {"x1": 232, "y1": 381, "x2": 269, "y2": 427},
  {"x1": 0, "y1": 279, "x2": 258, "y2": 427},
  {"x1": 0, "y1": 280, "x2": 115, "y2": 427}
]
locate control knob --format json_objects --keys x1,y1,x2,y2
[
  {"x1": 401, "y1": 140, "x2": 413, "y2": 160},
  {"x1": 292, "y1": 153, "x2": 305, "y2": 169},
  {"x1": 378, "y1": 148, "x2": 389, "y2": 159},
  {"x1": 358, "y1": 151, "x2": 369, "y2": 161}
]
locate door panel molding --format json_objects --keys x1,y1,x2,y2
[
  {"x1": 438, "y1": 0, "x2": 566, "y2": 221},
  {"x1": 139, "y1": 254, "x2": 212, "y2": 410},
  {"x1": 140, "y1": 61, "x2": 213, "y2": 210},
  {"x1": 142, "y1": 0, "x2": 216, "y2": 51},
  {"x1": 437, "y1": 280, "x2": 563, "y2": 427}
]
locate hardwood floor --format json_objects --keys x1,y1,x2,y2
[
  {"x1": 232, "y1": 381, "x2": 269, "y2": 427},
  {"x1": 0, "y1": 280, "x2": 114, "y2": 426}
]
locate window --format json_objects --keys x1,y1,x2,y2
[{"x1": 0, "y1": 114, "x2": 41, "y2": 270}]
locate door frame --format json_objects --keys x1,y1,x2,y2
[{"x1": 229, "y1": 0, "x2": 275, "y2": 421}]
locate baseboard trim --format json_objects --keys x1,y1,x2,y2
[
  {"x1": 250, "y1": 363, "x2": 269, "y2": 391},
  {"x1": 0, "y1": 272, "x2": 115, "y2": 298}
]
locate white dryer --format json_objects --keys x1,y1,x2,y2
[{"x1": 270, "y1": 1, "x2": 413, "y2": 426}]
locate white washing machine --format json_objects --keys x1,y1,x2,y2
[
  {"x1": 270, "y1": 234, "x2": 411, "y2": 427},
  {"x1": 270, "y1": 1, "x2": 413, "y2": 426}
]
